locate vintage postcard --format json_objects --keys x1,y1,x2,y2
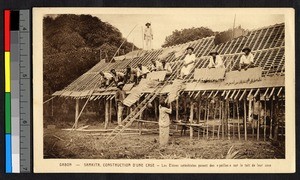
[{"x1": 33, "y1": 8, "x2": 295, "y2": 173}]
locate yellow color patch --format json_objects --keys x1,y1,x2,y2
[{"x1": 5, "y1": 52, "x2": 10, "y2": 92}]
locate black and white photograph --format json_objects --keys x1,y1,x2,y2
[{"x1": 33, "y1": 8, "x2": 295, "y2": 173}]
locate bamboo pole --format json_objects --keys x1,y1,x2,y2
[
  {"x1": 221, "y1": 100, "x2": 224, "y2": 139},
  {"x1": 176, "y1": 99, "x2": 179, "y2": 122},
  {"x1": 244, "y1": 98, "x2": 247, "y2": 141},
  {"x1": 236, "y1": 100, "x2": 241, "y2": 140},
  {"x1": 280, "y1": 95, "x2": 284, "y2": 141},
  {"x1": 74, "y1": 99, "x2": 80, "y2": 129}
]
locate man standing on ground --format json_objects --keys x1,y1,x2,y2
[{"x1": 115, "y1": 82, "x2": 126, "y2": 125}]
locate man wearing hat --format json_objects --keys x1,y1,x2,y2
[
  {"x1": 158, "y1": 59, "x2": 172, "y2": 76},
  {"x1": 179, "y1": 47, "x2": 195, "y2": 79},
  {"x1": 208, "y1": 49, "x2": 225, "y2": 69},
  {"x1": 144, "y1": 22, "x2": 153, "y2": 50},
  {"x1": 239, "y1": 47, "x2": 254, "y2": 71},
  {"x1": 115, "y1": 82, "x2": 126, "y2": 125}
]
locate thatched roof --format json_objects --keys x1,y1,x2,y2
[{"x1": 54, "y1": 23, "x2": 285, "y2": 99}]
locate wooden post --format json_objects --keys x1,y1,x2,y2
[
  {"x1": 190, "y1": 102, "x2": 194, "y2": 139},
  {"x1": 257, "y1": 96, "x2": 260, "y2": 141},
  {"x1": 221, "y1": 100, "x2": 224, "y2": 139},
  {"x1": 232, "y1": 101, "x2": 235, "y2": 139},
  {"x1": 74, "y1": 99, "x2": 80, "y2": 129},
  {"x1": 227, "y1": 100, "x2": 230, "y2": 140},
  {"x1": 212, "y1": 101, "x2": 215, "y2": 139},
  {"x1": 252, "y1": 98, "x2": 255, "y2": 140},
  {"x1": 264, "y1": 97, "x2": 267, "y2": 141},
  {"x1": 104, "y1": 99, "x2": 109, "y2": 129},
  {"x1": 280, "y1": 96, "x2": 284, "y2": 140},
  {"x1": 198, "y1": 99, "x2": 201, "y2": 124},
  {"x1": 109, "y1": 99, "x2": 113, "y2": 123},
  {"x1": 236, "y1": 100, "x2": 241, "y2": 140},
  {"x1": 218, "y1": 100, "x2": 221, "y2": 139},
  {"x1": 270, "y1": 96, "x2": 273, "y2": 139},
  {"x1": 273, "y1": 96, "x2": 279, "y2": 141},
  {"x1": 206, "y1": 100, "x2": 209, "y2": 139},
  {"x1": 243, "y1": 98, "x2": 247, "y2": 141}
]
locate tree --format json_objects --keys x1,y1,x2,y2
[
  {"x1": 43, "y1": 14, "x2": 137, "y2": 94},
  {"x1": 162, "y1": 27, "x2": 214, "y2": 47}
]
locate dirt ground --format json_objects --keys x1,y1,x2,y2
[{"x1": 44, "y1": 124, "x2": 285, "y2": 159}]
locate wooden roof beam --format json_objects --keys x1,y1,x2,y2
[
  {"x1": 234, "y1": 89, "x2": 241, "y2": 100},
  {"x1": 239, "y1": 89, "x2": 247, "y2": 101}
]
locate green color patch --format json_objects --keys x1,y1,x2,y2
[{"x1": 5, "y1": 93, "x2": 11, "y2": 134}]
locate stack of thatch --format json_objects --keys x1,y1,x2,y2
[
  {"x1": 194, "y1": 68, "x2": 226, "y2": 81},
  {"x1": 147, "y1": 71, "x2": 167, "y2": 81},
  {"x1": 225, "y1": 67, "x2": 262, "y2": 84},
  {"x1": 123, "y1": 79, "x2": 159, "y2": 107}
]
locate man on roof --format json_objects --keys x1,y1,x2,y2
[
  {"x1": 150, "y1": 59, "x2": 162, "y2": 72},
  {"x1": 179, "y1": 47, "x2": 196, "y2": 79},
  {"x1": 239, "y1": 47, "x2": 254, "y2": 71},
  {"x1": 110, "y1": 69, "x2": 125, "y2": 84},
  {"x1": 123, "y1": 65, "x2": 135, "y2": 84},
  {"x1": 208, "y1": 49, "x2": 225, "y2": 69},
  {"x1": 144, "y1": 22, "x2": 153, "y2": 50},
  {"x1": 115, "y1": 82, "x2": 126, "y2": 125},
  {"x1": 136, "y1": 63, "x2": 150, "y2": 83},
  {"x1": 158, "y1": 59, "x2": 173, "y2": 76},
  {"x1": 99, "y1": 71, "x2": 113, "y2": 88}
]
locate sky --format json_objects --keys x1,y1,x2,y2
[{"x1": 94, "y1": 13, "x2": 284, "y2": 49}]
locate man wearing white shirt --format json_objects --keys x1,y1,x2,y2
[
  {"x1": 179, "y1": 47, "x2": 195, "y2": 79},
  {"x1": 99, "y1": 71, "x2": 113, "y2": 87},
  {"x1": 208, "y1": 50, "x2": 225, "y2": 69},
  {"x1": 144, "y1": 22, "x2": 153, "y2": 50},
  {"x1": 150, "y1": 59, "x2": 162, "y2": 72},
  {"x1": 159, "y1": 59, "x2": 173, "y2": 76},
  {"x1": 239, "y1": 47, "x2": 254, "y2": 71}
]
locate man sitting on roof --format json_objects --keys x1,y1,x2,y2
[
  {"x1": 239, "y1": 47, "x2": 254, "y2": 71},
  {"x1": 158, "y1": 59, "x2": 173, "y2": 76},
  {"x1": 123, "y1": 65, "x2": 135, "y2": 84},
  {"x1": 110, "y1": 69, "x2": 124, "y2": 84},
  {"x1": 150, "y1": 59, "x2": 162, "y2": 72},
  {"x1": 208, "y1": 49, "x2": 225, "y2": 69},
  {"x1": 136, "y1": 63, "x2": 150, "y2": 83},
  {"x1": 99, "y1": 71, "x2": 113, "y2": 88},
  {"x1": 179, "y1": 47, "x2": 196, "y2": 79}
]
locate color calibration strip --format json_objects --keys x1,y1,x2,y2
[
  {"x1": 4, "y1": 9, "x2": 12, "y2": 173},
  {"x1": 4, "y1": 9, "x2": 31, "y2": 173}
]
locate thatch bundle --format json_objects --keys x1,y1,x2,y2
[
  {"x1": 123, "y1": 79, "x2": 159, "y2": 107},
  {"x1": 194, "y1": 68, "x2": 226, "y2": 81},
  {"x1": 225, "y1": 67, "x2": 262, "y2": 84}
]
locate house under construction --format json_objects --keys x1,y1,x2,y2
[{"x1": 51, "y1": 23, "x2": 285, "y2": 143}]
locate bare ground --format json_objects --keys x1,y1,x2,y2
[{"x1": 44, "y1": 126, "x2": 285, "y2": 159}]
